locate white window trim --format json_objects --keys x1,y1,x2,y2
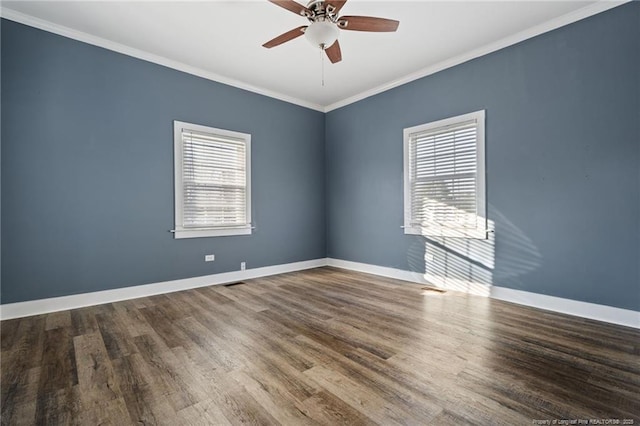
[
  {"x1": 403, "y1": 110, "x2": 487, "y2": 239},
  {"x1": 173, "y1": 120, "x2": 252, "y2": 239}
]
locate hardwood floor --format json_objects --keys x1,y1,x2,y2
[{"x1": 1, "y1": 267, "x2": 639, "y2": 425}]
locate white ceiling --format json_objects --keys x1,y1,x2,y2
[{"x1": 1, "y1": 1, "x2": 621, "y2": 111}]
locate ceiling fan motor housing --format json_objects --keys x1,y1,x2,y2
[{"x1": 305, "y1": 1, "x2": 339, "y2": 21}]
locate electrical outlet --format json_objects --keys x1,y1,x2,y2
[
  {"x1": 205, "y1": 254, "x2": 215, "y2": 262},
  {"x1": 240, "y1": 261, "x2": 246, "y2": 271}
]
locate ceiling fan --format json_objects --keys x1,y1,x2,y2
[{"x1": 262, "y1": 0, "x2": 399, "y2": 64}]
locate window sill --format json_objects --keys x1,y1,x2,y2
[
  {"x1": 173, "y1": 226, "x2": 252, "y2": 239},
  {"x1": 404, "y1": 226, "x2": 488, "y2": 240}
]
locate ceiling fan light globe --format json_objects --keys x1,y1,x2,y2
[{"x1": 305, "y1": 21, "x2": 339, "y2": 49}]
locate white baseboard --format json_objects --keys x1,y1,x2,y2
[
  {"x1": 0, "y1": 258, "x2": 328, "y2": 320},
  {"x1": 3, "y1": 257, "x2": 638, "y2": 329},
  {"x1": 327, "y1": 258, "x2": 640, "y2": 329},
  {"x1": 327, "y1": 258, "x2": 431, "y2": 286},
  {"x1": 489, "y1": 287, "x2": 640, "y2": 330}
]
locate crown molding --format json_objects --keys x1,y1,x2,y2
[
  {"x1": 0, "y1": 7, "x2": 325, "y2": 113},
  {"x1": 0, "y1": 1, "x2": 629, "y2": 113},
  {"x1": 323, "y1": 0, "x2": 628, "y2": 112}
]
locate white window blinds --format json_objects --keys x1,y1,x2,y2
[
  {"x1": 403, "y1": 110, "x2": 486, "y2": 238},
  {"x1": 174, "y1": 121, "x2": 251, "y2": 239}
]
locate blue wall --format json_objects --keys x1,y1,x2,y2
[
  {"x1": 326, "y1": 3, "x2": 640, "y2": 311},
  {"x1": 2, "y1": 4, "x2": 639, "y2": 311},
  {"x1": 1, "y1": 19, "x2": 326, "y2": 303}
]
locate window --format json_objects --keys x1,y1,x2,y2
[
  {"x1": 173, "y1": 121, "x2": 251, "y2": 239},
  {"x1": 403, "y1": 110, "x2": 486, "y2": 239}
]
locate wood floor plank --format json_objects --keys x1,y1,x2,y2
[
  {"x1": 94, "y1": 305, "x2": 138, "y2": 360},
  {"x1": 176, "y1": 398, "x2": 233, "y2": 426},
  {"x1": 138, "y1": 304, "x2": 190, "y2": 350},
  {"x1": 0, "y1": 318, "x2": 21, "y2": 352},
  {"x1": 174, "y1": 315, "x2": 247, "y2": 373},
  {"x1": 70, "y1": 307, "x2": 100, "y2": 337},
  {"x1": 73, "y1": 332, "x2": 125, "y2": 418},
  {"x1": 132, "y1": 334, "x2": 201, "y2": 412},
  {"x1": 228, "y1": 369, "x2": 319, "y2": 425},
  {"x1": 296, "y1": 335, "x2": 445, "y2": 420},
  {"x1": 111, "y1": 300, "x2": 155, "y2": 338},
  {"x1": 72, "y1": 394, "x2": 130, "y2": 426},
  {"x1": 184, "y1": 302, "x2": 321, "y2": 403},
  {"x1": 37, "y1": 327, "x2": 78, "y2": 394},
  {"x1": 1, "y1": 267, "x2": 639, "y2": 425},
  {"x1": 110, "y1": 355, "x2": 159, "y2": 424},
  {"x1": 34, "y1": 386, "x2": 80, "y2": 426},
  {"x1": 44, "y1": 311, "x2": 71, "y2": 331},
  {"x1": 297, "y1": 390, "x2": 375, "y2": 426},
  {"x1": 210, "y1": 284, "x2": 270, "y2": 312},
  {"x1": 0, "y1": 367, "x2": 40, "y2": 426},
  {"x1": 303, "y1": 364, "x2": 439, "y2": 425}
]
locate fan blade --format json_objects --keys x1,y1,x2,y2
[
  {"x1": 337, "y1": 16, "x2": 399, "y2": 32},
  {"x1": 325, "y1": 0, "x2": 347, "y2": 15},
  {"x1": 268, "y1": 0, "x2": 311, "y2": 17},
  {"x1": 262, "y1": 26, "x2": 307, "y2": 48},
  {"x1": 325, "y1": 40, "x2": 342, "y2": 64}
]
